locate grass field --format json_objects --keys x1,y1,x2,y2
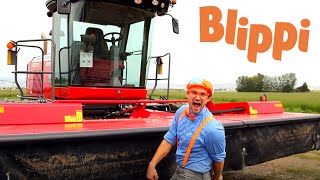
[
  {"x1": 1, "y1": 89, "x2": 320, "y2": 113},
  {"x1": 150, "y1": 90, "x2": 320, "y2": 114},
  {"x1": 0, "y1": 89, "x2": 23, "y2": 99},
  {"x1": 223, "y1": 150, "x2": 320, "y2": 180}
]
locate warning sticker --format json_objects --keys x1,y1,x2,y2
[
  {"x1": 65, "y1": 116, "x2": 77, "y2": 123},
  {"x1": 80, "y1": 50, "x2": 93, "y2": 67},
  {"x1": 76, "y1": 110, "x2": 83, "y2": 122}
]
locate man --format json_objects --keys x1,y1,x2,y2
[{"x1": 146, "y1": 78, "x2": 226, "y2": 180}]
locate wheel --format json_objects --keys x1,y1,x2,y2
[{"x1": 103, "y1": 32, "x2": 123, "y2": 44}]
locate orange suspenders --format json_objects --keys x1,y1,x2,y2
[{"x1": 176, "y1": 107, "x2": 214, "y2": 167}]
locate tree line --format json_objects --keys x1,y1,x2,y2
[{"x1": 236, "y1": 73, "x2": 310, "y2": 92}]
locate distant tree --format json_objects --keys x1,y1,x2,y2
[
  {"x1": 279, "y1": 73, "x2": 297, "y2": 92},
  {"x1": 263, "y1": 76, "x2": 279, "y2": 92},
  {"x1": 237, "y1": 73, "x2": 270, "y2": 92},
  {"x1": 236, "y1": 76, "x2": 247, "y2": 92},
  {"x1": 252, "y1": 73, "x2": 265, "y2": 92},
  {"x1": 295, "y1": 82, "x2": 310, "y2": 92},
  {"x1": 236, "y1": 76, "x2": 255, "y2": 92},
  {"x1": 236, "y1": 73, "x2": 297, "y2": 92}
]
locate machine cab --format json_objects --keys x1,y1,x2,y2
[{"x1": 42, "y1": 0, "x2": 177, "y2": 100}]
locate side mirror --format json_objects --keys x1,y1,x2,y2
[
  {"x1": 50, "y1": 30, "x2": 65, "y2": 37},
  {"x1": 172, "y1": 17, "x2": 179, "y2": 34},
  {"x1": 57, "y1": 0, "x2": 71, "y2": 14},
  {"x1": 166, "y1": 14, "x2": 179, "y2": 34}
]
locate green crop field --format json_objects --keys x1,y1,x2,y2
[
  {"x1": 0, "y1": 89, "x2": 23, "y2": 99},
  {"x1": 1, "y1": 89, "x2": 319, "y2": 114},
  {"x1": 149, "y1": 90, "x2": 320, "y2": 114}
]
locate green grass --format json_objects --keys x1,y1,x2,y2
[
  {"x1": 286, "y1": 167, "x2": 320, "y2": 178},
  {"x1": 293, "y1": 151, "x2": 320, "y2": 161},
  {"x1": 149, "y1": 90, "x2": 320, "y2": 114},
  {"x1": 1, "y1": 89, "x2": 320, "y2": 114},
  {"x1": 0, "y1": 89, "x2": 22, "y2": 99}
]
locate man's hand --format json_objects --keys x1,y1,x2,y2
[
  {"x1": 212, "y1": 160, "x2": 224, "y2": 180},
  {"x1": 146, "y1": 140, "x2": 172, "y2": 180},
  {"x1": 146, "y1": 163, "x2": 159, "y2": 180}
]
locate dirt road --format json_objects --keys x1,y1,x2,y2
[{"x1": 223, "y1": 150, "x2": 320, "y2": 180}]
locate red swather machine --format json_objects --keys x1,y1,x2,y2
[{"x1": 1, "y1": 0, "x2": 320, "y2": 179}]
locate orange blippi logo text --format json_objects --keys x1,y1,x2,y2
[{"x1": 200, "y1": 6, "x2": 310, "y2": 63}]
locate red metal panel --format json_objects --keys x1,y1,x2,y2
[
  {"x1": 247, "y1": 101, "x2": 284, "y2": 114},
  {"x1": 0, "y1": 103, "x2": 83, "y2": 125},
  {"x1": 53, "y1": 99, "x2": 188, "y2": 104},
  {"x1": 209, "y1": 102, "x2": 250, "y2": 114},
  {"x1": 0, "y1": 110, "x2": 176, "y2": 135},
  {"x1": 55, "y1": 87, "x2": 147, "y2": 100},
  {"x1": 0, "y1": 112, "x2": 318, "y2": 136},
  {"x1": 209, "y1": 101, "x2": 283, "y2": 115}
]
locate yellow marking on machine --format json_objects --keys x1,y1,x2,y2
[
  {"x1": 65, "y1": 110, "x2": 83, "y2": 123},
  {"x1": 249, "y1": 106, "x2": 258, "y2": 115},
  {"x1": 275, "y1": 103, "x2": 283, "y2": 108},
  {"x1": 76, "y1": 110, "x2": 83, "y2": 122},
  {"x1": 65, "y1": 116, "x2": 77, "y2": 123},
  {"x1": 0, "y1": 107, "x2": 4, "y2": 113}
]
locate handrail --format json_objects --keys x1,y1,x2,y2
[
  {"x1": 12, "y1": 39, "x2": 56, "y2": 101},
  {"x1": 12, "y1": 71, "x2": 53, "y2": 74},
  {"x1": 148, "y1": 53, "x2": 171, "y2": 100}
]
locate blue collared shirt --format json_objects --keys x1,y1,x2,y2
[{"x1": 164, "y1": 104, "x2": 226, "y2": 173}]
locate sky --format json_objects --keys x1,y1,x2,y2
[{"x1": 0, "y1": 0, "x2": 319, "y2": 89}]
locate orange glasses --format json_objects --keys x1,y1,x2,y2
[{"x1": 188, "y1": 90, "x2": 209, "y2": 99}]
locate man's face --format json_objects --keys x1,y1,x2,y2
[{"x1": 186, "y1": 87, "x2": 211, "y2": 114}]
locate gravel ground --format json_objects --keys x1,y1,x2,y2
[{"x1": 223, "y1": 150, "x2": 320, "y2": 180}]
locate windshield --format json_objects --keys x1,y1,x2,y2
[{"x1": 52, "y1": 0, "x2": 155, "y2": 88}]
